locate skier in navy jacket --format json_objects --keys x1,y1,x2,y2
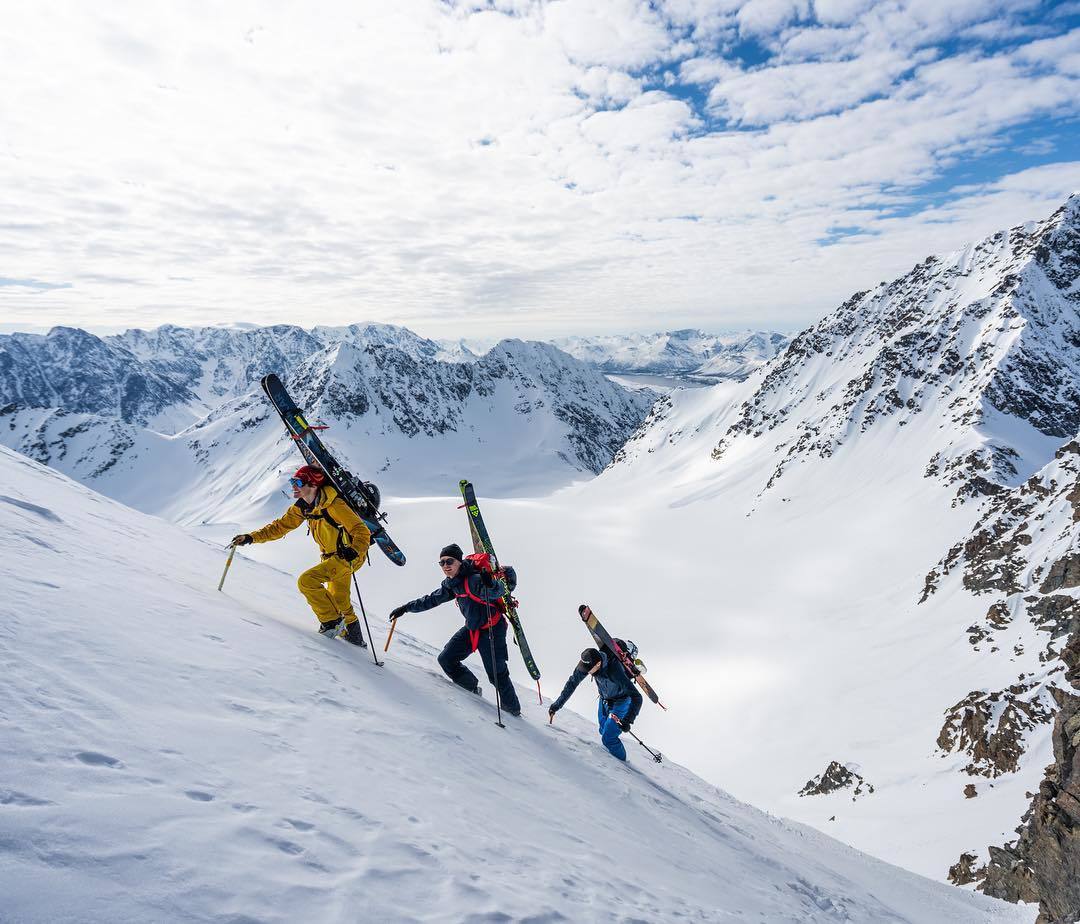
[
  {"x1": 389, "y1": 543, "x2": 522, "y2": 716},
  {"x1": 548, "y1": 646, "x2": 643, "y2": 760}
]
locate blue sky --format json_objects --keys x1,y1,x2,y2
[{"x1": 0, "y1": 0, "x2": 1077, "y2": 338}]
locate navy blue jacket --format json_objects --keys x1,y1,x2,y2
[
  {"x1": 404, "y1": 561, "x2": 517, "y2": 631},
  {"x1": 551, "y1": 650, "x2": 643, "y2": 727}
]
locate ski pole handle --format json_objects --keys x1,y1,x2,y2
[{"x1": 217, "y1": 544, "x2": 237, "y2": 592}]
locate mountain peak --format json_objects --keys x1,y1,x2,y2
[{"x1": 693, "y1": 194, "x2": 1080, "y2": 499}]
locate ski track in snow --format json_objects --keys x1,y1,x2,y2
[{"x1": 0, "y1": 445, "x2": 1035, "y2": 923}]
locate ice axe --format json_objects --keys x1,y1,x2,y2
[
  {"x1": 217, "y1": 543, "x2": 237, "y2": 592},
  {"x1": 384, "y1": 615, "x2": 399, "y2": 652}
]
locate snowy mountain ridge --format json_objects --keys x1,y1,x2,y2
[
  {"x1": 0, "y1": 443, "x2": 1034, "y2": 923},
  {"x1": 0, "y1": 324, "x2": 654, "y2": 509},
  {"x1": 614, "y1": 195, "x2": 1080, "y2": 506}
]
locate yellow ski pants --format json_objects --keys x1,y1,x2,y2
[{"x1": 297, "y1": 556, "x2": 363, "y2": 625}]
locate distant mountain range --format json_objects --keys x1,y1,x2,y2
[
  {"x1": 0, "y1": 324, "x2": 654, "y2": 514},
  {"x1": 554, "y1": 329, "x2": 789, "y2": 380}
]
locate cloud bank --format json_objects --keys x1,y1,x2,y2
[{"x1": 0, "y1": 0, "x2": 1077, "y2": 337}]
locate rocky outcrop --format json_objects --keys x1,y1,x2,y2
[
  {"x1": 798, "y1": 761, "x2": 874, "y2": 801},
  {"x1": 937, "y1": 680, "x2": 1055, "y2": 777},
  {"x1": 982, "y1": 688, "x2": 1080, "y2": 923},
  {"x1": 949, "y1": 852, "x2": 986, "y2": 886},
  {"x1": 1040, "y1": 553, "x2": 1080, "y2": 594}
]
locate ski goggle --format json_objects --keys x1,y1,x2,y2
[{"x1": 289, "y1": 477, "x2": 306, "y2": 488}]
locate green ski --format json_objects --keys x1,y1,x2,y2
[{"x1": 458, "y1": 480, "x2": 542, "y2": 687}]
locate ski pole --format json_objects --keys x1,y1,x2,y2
[
  {"x1": 384, "y1": 617, "x2": 398, "y2": 652},
  {"x1": 488, "y1": 623, "x2": 505, "y2": 729},
  {"x1": 627, "y1": 729, "x2": 663, "y2": 763},
  {"x1": 612, "y1": 714, "x2": 663, "y2": 763},
  {"x1": 217, "y1": 543, "x2": 236, "y2": 592},
  {"x1": 351, "y1": 572, "x2": 383, "y2": 667}
]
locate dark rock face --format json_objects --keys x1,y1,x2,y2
[
  {"x1": 982, "y1": 689, "x2": 1080, "y2": 923},
  {"x1": 1041, "y1": 553, "x2": 1080, "y2": 594},
  {"x1": 798, "y1": 761, "x2": 874, "y2": 801},
  {"x1": 948, "y1": 438, "x2": 1080, "y2": 920}
]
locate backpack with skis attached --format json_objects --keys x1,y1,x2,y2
[
  {"x1": 612, "y1": 638, "x2": 646, "y2": 676},
  {"x1": 261, "y1": 373, "x2": 406, "y2": 566},
  {"x1": 580, "y1": 605, "x2": 665, "y2": 709}
]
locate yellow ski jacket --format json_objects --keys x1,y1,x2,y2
[{"x1": 250, "y1": 486, "x2": 372, "y2": 559}]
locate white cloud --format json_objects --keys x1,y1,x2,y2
[
  {"x1": 736, "y1": 0, "x2": 811, "y2": 37},
  {"x1": 0, "y1": 0, "x2": 1075, "y2": 339}
]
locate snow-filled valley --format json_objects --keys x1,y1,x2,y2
[{"x1": 0, "y1": 445, "x2": 1034, "y2": 923}]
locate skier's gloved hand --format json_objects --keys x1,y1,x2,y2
[
  {"x1": 337, "y1": 547, "x2": 359, "y2": 562},
  {"x1": 232, "y1": 534, "x2": 253, "y2": 546},
  {"x1": 480, "y1": 569, "x2": 494, "y2": 588},
  {"x1": 388, "y1": 605, "x2": 407, "y2": 621}
]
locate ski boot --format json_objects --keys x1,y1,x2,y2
[
  {"x1": 341, "y1": 619, "x2": 367, "y2": 648},
  {"x1": 317, "y1": 617, "x2": 345, "y2": 638}
]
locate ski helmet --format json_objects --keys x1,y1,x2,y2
[
  {"x1": 293, "y1": 465, "x2": 326, "y2": 487},
  {"x1": 361, "y1": 480, "x2": 381, "y2": 511}
]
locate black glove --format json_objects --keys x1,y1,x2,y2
[
  {"x1": 389, "y1": 605, "x2": 407, "y2": 621},
  {"x1": 338, "y1": 547, "x2": 359, "y2": 562},
  {"x1": 231, "y1": 534, "x2": 253, "y2": 546},
  {"x1": 480, "y1": 569, "x2": 495, "y2": 588}
]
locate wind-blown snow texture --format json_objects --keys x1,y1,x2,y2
[{"x1": 0, "y1": 446, "x2": 1031, "y2": 923}]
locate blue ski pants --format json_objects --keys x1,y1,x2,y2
[{"x1": 597, "y1": 696, "x2": 633, "y2": 761}]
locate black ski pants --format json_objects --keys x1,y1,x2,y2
[{"x1": 438, "y1": 618, "x2": 521, "y2": 713}]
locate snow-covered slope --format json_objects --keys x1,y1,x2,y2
[
  {"x1": 556, "y1": 328, "x2": 789, "y2": 380},
  {"x1": 0, "y1": 445, "x2": 1034, "y2": 923}
]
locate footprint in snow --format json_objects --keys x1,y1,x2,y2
[
  {"x1": 0, "y1": 789, "x2": 54, "y2": 806},
  {"x1": 267, "y1": 837, "x2": 304, "y2": 856},
  {"x1": 0, "y1": 495, "x2": 63, "y2": 522},
  {"x1": 282, "y1": 818, "x2": 315, "y2": 831},
  {"x1": 184, "y1": 790, "x2": 214, "y2": 802},
  {"x1": 75, "y1": 751, "x2": 123, "y2": 768}
]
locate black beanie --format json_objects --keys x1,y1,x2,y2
[
  {"x1": 440, "y1": 543, "x2": 464, "y2": 562},
  {"x1": 577, "y1": 648, "x2": 601, "y2": 672}
]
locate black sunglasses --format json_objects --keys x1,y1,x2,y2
[{"x1": 438, "y1": 558, "x2": 458, "y2": 567}]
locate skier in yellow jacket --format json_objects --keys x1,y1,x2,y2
[{"x1": 232, "y1": 465, "x2": 372, "y2": 646}]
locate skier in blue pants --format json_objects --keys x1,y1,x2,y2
[{"x1": 548, "y1": 647, "x2": 642, "y2": 760}]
